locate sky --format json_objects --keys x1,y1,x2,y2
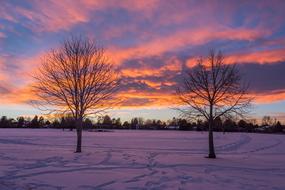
[{"x1": 0, "y1": 0, "x2": 285, "y2": 122}]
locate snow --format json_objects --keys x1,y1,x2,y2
[{"x1": 0, "y1": 129, "x2": 284, "y2": 190}]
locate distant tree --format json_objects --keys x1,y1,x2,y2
[
  {"x1": 45, "y1": 120, "x2": 51, "y2": 127},
  {"x1": 61, "y1": 117, "x2": 66, "y2": 131},
  {"x1": 60, "y1": 114, "x2": 76, "y2": 131},
  {"x1": 176, "y1": 50, "x2": 252, "y2": 158},
  {"x1": 161, "y1": 121, "x2": 167, "y2": 129},
  {"x1": 213, "y1": 116, "x2": 223, "y2": 131},
  {"x1": 144, "y1": 119, "x2": 153, "y2": 129},
  {"x1": 130, "y1": 117, "x2": 144, "y2": 129},
  {"x1": 169, "y1": 117, "x2": 178, "y2": 126},
  {"x1": 156, "y1": 120, "x2": 164, "y2": 129},
  {"x1": 33, "y1": 36, "x2": 119, "y2": 152},
  {"x1": 122, "y1": 121, "x2": 130, "y2": 129},
  {"x1": 103, "y1": 115, "x2": 112, "y2": 126},
  {"x1": 96, "y1": 116, "x2": 104, "y2": 125},
  {"x1": 178, "y1": 119, "x2": 189, "y2": 130},
  {"x1": 138, "y1": 118, "x2": 144, "y2": 127},
  {"x1": 238, "y1": 119, "x2": 247, "y2": 128},
  {"x1": 262, "y1": 116, "x2": 275, "y2": 126},
  {"x1": 248, "y1": 118, "x2": 257, "y2": 125},
  {"x1": 157, "y1": 120, "x2": 162, "y2": 126},
  {"x1": 0, "y1": 116, "x2": 9, "y2": 128},
  {"x1": 52, "y1": 119, "x2": 60, "y2": 128},
  {"x1": 196, "y1": 119, "x2": 206, "y2": 131},
  {"x1": 111, "y1": 118, "x2": 116, "y2": 126},
  {"x1": 84, "y1": 118, "x2": 93, "y2": 128},
  {"x1": 17, "y1": 117, "x2": 25, "y2": 128},
  {"x1": 115, "y1": 118, "x2": 122, "y2": 128},
  {"x1": 223, "y1": 118, "x2": 237, "y2": 132},
  {"x1": 29, "y1": 115, "x2": 39, "y2": 128},
  {"x1": 274, "y1": 121, "x2": 283, "y2": 133},
  {"x1": 38, "y1": 116, "x2": 45, "y2": 127},
  {"x1": 131, "y1": 118, "x2": 139, "y2": 129}
]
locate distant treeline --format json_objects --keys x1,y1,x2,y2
[{"x1": 0, "y1": 115, "x2": 284, "y2": 134}]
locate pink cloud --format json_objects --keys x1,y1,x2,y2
[
  {"x1": 109, "y1": 26, "x2": 271, "y2": 65},
  {"x1": 0, "y1": 57, "x2": 7, "y2": 81},
  {"x1": 121, "y1": 56, "x2": 182, "y2": 78},
  {"x1": 0, "y1": 32, "x2": 6, "y2": 39},
  {"x1": 186, "y1": 47, "x2": 285, "y2": 68},
  {"x1": 0, "y1": 0, "x2": 160, "y2": 33},
  {"x1": 16, "y1": 1, "x2": 89, "y2": 32},
  {"x1": 227, "y1": 48, "x2": 285, "y2": 64}
]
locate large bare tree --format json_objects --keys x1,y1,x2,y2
[
  {"x1": 33, "y1": 36, "x2": 119, "y2": 153},
  {"x1": 176, "y1": 50, "x2": 252, "y2": 158}
]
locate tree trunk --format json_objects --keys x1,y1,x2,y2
[
  {"x1": 75, "y1": 117, "x2": 83, "y2": 153},
  {"x1": 208, "y1": 104, "x2": 216, "y2": 158},
  {"x1": 208, "y1": 117, "x2": 216, "y2": 158}
]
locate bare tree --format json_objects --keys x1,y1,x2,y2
[
  {"x1": 33, "y1": 36, "x2": 119, "y2": 153},
  {"x1": 261, "y1": 115, "x2": 276, "y2": 126},
  {"x1": 176, "y1": 50, "x2": 252, "y2": 158}
]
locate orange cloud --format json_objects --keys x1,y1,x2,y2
[
  {"x1": 254, "y1": 90, "x2": 285, "y2": 104},
  {"x1": 4, "y1": 49, "x2": 285, "y2": 108},
  {"x1": 136, "y1": 79, "x2": 176, "y2": 90},
  {"x1": 117, "y1": 89, "x2": 177, "y2": 108},
  {"x1": 110, "y1": 27, "x2": 271, "y2": 65},
  {"x1": 122, "y1": 67, "x2": 162, "y2": 78},
  {"x1": 116, "y1": 89, "x2": 285, "y2": 109},
  {"x1": 186, "y1": 48, "x2": 285, "y2": 68},
  {"x1": 0, "y1": 52, "x2": 45, "y2": 89},
  {"x1": 227, "y1": 48, "x2": 285, "y2": 64},
  {"x1": 2, "y1": 46, "x2": 285, "y2": 110},
  {"x1": 2, "y1": 79, "x2": 285, "y2": 110},
  {"x1": 139, "y1": 80, "x2": 161, "y2": 89},
  {"x1": 121, "y1": 56, "x2": 182, "y2": 78},
  {"x1": 0, "y1": 83, "x2": 34, "y2": 105}
]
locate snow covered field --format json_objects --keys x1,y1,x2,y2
[{"x1": 0, "y1": 129, "x2": 284, "y2": 190}]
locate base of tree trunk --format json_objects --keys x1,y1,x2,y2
[
  {"x1": 74, "y1": 150, "x2": 81, "y2": 153},
  {"x1": 206, "y1": 154, "x2": 216, "y2": 159}
]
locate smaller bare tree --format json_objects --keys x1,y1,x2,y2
[
  {"x1": 176, "y1": 50, "x2": 252, "y2": 158},
  {"x1": 33, "y1": 36, "x2": 119, "y2": 153}
]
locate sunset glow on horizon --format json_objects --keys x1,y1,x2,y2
[{"x1": 1, "y1": 0, "x2": 285, "y2": 122}]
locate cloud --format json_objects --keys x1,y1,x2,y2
[
  {"x1": 110, "y1": 27, "x2": 271, "y2": 65},
  {"x1": 0, "y1": 84, "x2": 11, "y2": 95},
  {"x1": 0, "y1": 32, "x2": 6, "y2": 39},
  {"x1": 14, "y1": 1, "x2": 89, "y2": 32},
  {"x1": 2, "y1": 47, "x2": 285, "y2": 109},
  {"x1": 117, "y1": 89, "x2": 177, "y2": 107},
  {"x1": 240, "y1": 61, "x2": 285, "y2": 93},
  {"x1": 186, "y1": 47, "x2": 285, "y2": 68},
  {"x1": 227, "y1": 48, "x2": 285, "y2": 64},
  {"x1": 0, "y1": 82, "x2": 37, "y2": 105},
  {"x1": 254, "y1": 90, "x2": 285, "y2": 104},
  {"x1": 0, "y1": 0, "x2": 160, "y2": 33}
]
